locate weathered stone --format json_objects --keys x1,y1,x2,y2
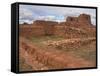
[{"x1": 19, "y1": 13, "x2": 95, "y2": 38}]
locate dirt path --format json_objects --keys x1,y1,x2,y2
[{"x1": 19, "y1": 37, "x2": 95, "y2": 71}]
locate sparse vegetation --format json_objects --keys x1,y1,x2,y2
[
  {"x1": 19, "y1": 57, "x2": 33, "y2": 71},
  {"x1": 30, "y1": 36, "x2": 96, "y2": 62},
  {"x1": 19, "y1": 37, "x2": 96, "y2": 71},
  {"x1": 19, "y1": 13, "x2": 96, "y2": 71}
]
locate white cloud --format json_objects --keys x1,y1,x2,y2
[
  {"x1": 37, "y1": 15, "x2": 55, "y2": 21},
  {"x1": 19, "y1": 5, "x2": 96, "y2": 25},
  {"x1": 19, "y1": 6, "x2": 33, "y2": 19},
  {"x1": 19, "y1": 19, "x2": 33, "y2": 24}
]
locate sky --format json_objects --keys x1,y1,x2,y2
[{"x1": 19, "y1": 4, "x2": 96, "y2": 25}]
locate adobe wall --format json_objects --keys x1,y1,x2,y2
[
  {"x1": 19, "y1": 25, "x2": 45, "y2": 38},
  {"x1": 78, "y1": 14, "x2": 91, "y2": 24},
  {"x1": 53, "y1": 23, "x2": 66, "y2": 37},
  {"x1": 19, "y1": 20, "x2": 57, "y2": 38},
  {"x1": 19, "y1": 14, "x2": 95, "y2": 38}
]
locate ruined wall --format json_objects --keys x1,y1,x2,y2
[
  {"x1": 19, "y1": 25, "x2": 45, "y2": 38},
  {"x1": 19, "y1": 14, "x2": 95, "y2": 38},
  {"x1": 65, "y1": 14, "x2": 95, "y2": 38},
  {"x1": 19, "y1": 20, "x2": 57, "y2": 38},
  {"x1": 53, "y1": 23, "x2": 66, "y2": 37},
  {"x1": 78, "y1": 14, "x2": 91, "y2": 25}
]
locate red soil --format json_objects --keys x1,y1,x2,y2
[{"x1": 19, "y1": 37, "x2": 95, "y2": 71}]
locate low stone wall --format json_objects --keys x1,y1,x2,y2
[
  {"x1": 19, "y1": 37, "x2": 94, "y2": 70},
  {"x1": 20, "y1": 37, "x2": 69, "y2": 69}
]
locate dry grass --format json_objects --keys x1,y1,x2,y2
[
  {"x1": 19, "y1": 57, "x2": 33, "y2": 71},
  {"x1": 19, "y1": 36, "x2": 96, "y2": 71},
  {"x1": 30, "y1": 36, "x2": 96, "y2": 63}
]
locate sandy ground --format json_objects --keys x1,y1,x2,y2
[{"x1": 19, "y1": 37, "x2": 96, "y2": 71}]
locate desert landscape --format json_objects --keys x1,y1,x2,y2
[{"x1": 19, "y1": 13, "x2": 96, "y2": 71}]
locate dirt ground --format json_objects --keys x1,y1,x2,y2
[{"x1": 19, "y1": 36, "x2": 96, "y2": 71}]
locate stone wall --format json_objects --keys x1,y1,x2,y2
[
  {"x1": 19, "y1": 20, "x2": 58, "y2": 37},
  {"x1": 19, "y1": 14, "x2": 95, "y2": 38},
  {"x1": 19, "y1": 25, "x2": 45, "y2": 38}
]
